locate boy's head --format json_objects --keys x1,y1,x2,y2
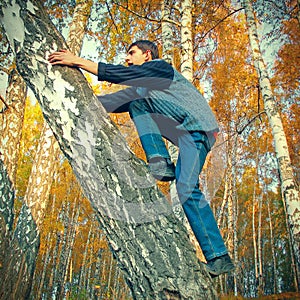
[{"x1": 126, "y1": 40, "x2": 159, "y2": 66}]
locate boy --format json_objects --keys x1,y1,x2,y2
[{"x1": 48, "y1": 40, "x2": 234, "y2": 276}]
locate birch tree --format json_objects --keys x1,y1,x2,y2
[
  {"x1": 161, "y1": 0, "x2": 175, "y2": 65},
  {"x1": 243, "y1": 0, "x2": 300, "y2": 287},
  {"x1": 0, "y1": 0, "x2": 218, "y2": 298},
  {"x1": 0, "y1": 1, "x2": 94, "y2": 299},
  {"x1": 180, "y1": 0, "x2": 193, "y2": 82},
  {"x1": 25, "y1": 0, "x2": 93, "y2": 229},
  {"x1": 0, "y1": 31, "x2": 36, "y2": 300}
]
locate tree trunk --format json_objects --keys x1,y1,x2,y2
[
  {"x1": 243, "y1": 0, "x2": 300, "y2": 287},
  {"x1": 0, "y1": 160, "x2": 15, "y2": 278},
  {"x1": 0, "y1": 185, "x2": 39, "y2": 300},
  {"x1": 0, "y1": 0, "x2": 218, "y2": 298},
  {"x1": 180, "y1": 0, "x2": 193, "y2": 82},
  {"x1": 0, "y1": 68, "x2": 26, "y2": 185},
  {"x1": 252, "y1": 144, "x2": 259, "y2": 297},
  {"x1": 258, "y1": 192, "x2": 263, "y2": 296},
  {"x1": 267, "y1": 201, "x2": 278, "y2": 294},
  {"x1": 161, "y1": 0, "x2": 174, "y2": 65},
  {"x1": 0, "y1": 1, "x2": 94, "y2": 298},
  {"x1": 0, "y1": 65, "x2": 26, "y2": 296}
]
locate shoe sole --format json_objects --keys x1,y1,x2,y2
[
  {"x1": 152, "y1": 174, "x2": 176, "y2": 182},
  {"x1": 204, "y1": 263, "x2": 235, "y2": 276}
]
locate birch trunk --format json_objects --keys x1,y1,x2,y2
[
  {"x1": 0, "y1": 0, "x2": 218, "y2": 298},
  {"x1": 0, "y1": 68, "x2": 26, "y2": 184},
  {"x1": 0, "y1": 161, "x2": 15, "y2": 283},
  {"x1": 0, "y1": 1, "x2": 94, "y2": 298},
  {"x1": 267, "y1": 201, "x2": 278, "y2": 294},
  {"x1": 258, "y1": 192, "x2": 263, "y2": 296},
  {"x1": 35, "y1": 232, "x2": 52, "y2": 300},
  {"x1": 24, "y1": 0, "x2": 93, "y2": 229},
  {"x1": 0, "y1": 55, "x2": 39, "y2": 300},
  {"x1": 161, "y1": 0, "x2": 174, "y2": 65},
  {"x1": 0, "y1": 66, "x2": 26, "y2": 296},
  {"x1": 252, "y1": 145, "x2": 259, "y2": 296},
  {"x1": 180, "y1": 0, "x2": 193, "y2": 82},
  {"x1": 243, "y1": 0, "x2": 300, "y2": 286}
]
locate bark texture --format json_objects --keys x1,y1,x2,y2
[
  {"x1": 0, "y1": 0, "x2": 217, "y2": 298},
  {"x1": 0, "y1": 68, "x2": 26, "y2": 184},
  {"x1": 180, "y1": 0, "x2": 193, "y2": 82}
]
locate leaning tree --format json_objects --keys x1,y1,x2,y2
[{"x1": 0, "y1": 0, "x2": 218, "y2": 299}]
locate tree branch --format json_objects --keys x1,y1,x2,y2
[
  {"x1": 194, "y1": 7, "x2": 245, "y2": 50},
  {"x1": 236, "y1": 111, "x2": 266, "y2": 135},
  {"x1": 0, "y1": 94, "x2": 9, "y2": 113},
  {"x1": 110, "y1": 0, "x2": 180, "y2": 26}
]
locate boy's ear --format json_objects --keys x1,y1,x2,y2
[{"x1": 145, "y1": 50, "x2": 152, "y2": 61}]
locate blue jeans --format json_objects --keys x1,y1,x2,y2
[{"x1": 129, "y1": 99, "x2": 228, "y2": 261}]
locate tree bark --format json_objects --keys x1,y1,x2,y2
[
  {"x1": 243, "y1": 0, "x2": 300, "y2": 287},
  {"x1": 0, "y1": 0, "x2": 218, "y2": 298},
  {"x1": 0, "y1": 160, "x2": 15, "y2": 273},
  {"x1": 0, "y1": 159, "x2": 39, "y2": 299},
  {"x1": 0, "y1": 68, "x2": 26, "y2": 185},
  {"x1": 161, "y1": 0, "x2": 174, "y2": 65},
  {"x1": 180, "y1": 0, "x2": 193, "y2": 82}
]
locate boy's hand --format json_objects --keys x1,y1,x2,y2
[
  {"x1": 48, "y1": 49, "x2": 98, "y2": 75},
  {"x1": 48, "y1": 49, "x2": 78, "y2": 67}
]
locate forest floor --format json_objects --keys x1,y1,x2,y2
[{"x1": 221, "y1": 292, "x2": 300, "y2": 299}]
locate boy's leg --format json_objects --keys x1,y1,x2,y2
[
  {"x1": 176, "y1": 131, "x2": 234, "y2": 275},
  {"x1": 129, "y1": 99, "x2": 175, "y2": 181},
  {"x1": 176, "y1": 131, "x2": 227, "y2": 259}
]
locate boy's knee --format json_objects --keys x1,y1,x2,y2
[{"x1": 129, "y1": 99, "x2": 152, "y2": 117}]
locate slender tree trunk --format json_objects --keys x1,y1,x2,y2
[
  {"x1": 0, "y1": 161, "x2": 15, "y2": 291},
  {"x1": 258, "y1": 192, "x2": 263, "y2": 296},
  {"x1": 217, "y1": 170, "x2": 230, "y2": 228},
  {"x1": 0, "y1": 64, "x2": 42, "y2": 300},
  {"x1": 161, "y1": 0, "x2": 174, "y2": 65},
  {"x1": 35, "y1": 232, "x2": 52, "y2": 300},
  {"x1": 244, "y1": 0, "x2": 300, "y2": 288},
  {"x1": 252, "y1": 145, "x2": 259, "y2": 297},
  {"x1": 0, "y1": 67, "x2": 27, "y2": 299},
  {"x1": 0, "y1": 68, "x2": 26, "y2": 184},
  {"x1": 180, "y1": 0, "x2": 193, "y2": 82},
  {"x1": 231, "y1": 135, "x2": 238, "y2": 296},
  {"x1": 49, "y1": 230, "x2": 62, "y2": 297},
  {"x1": 267, "y1": 201, "x2": 278, "y2": 294},
  {"x1": 62, "y1": 202, "x2": 80, "y2": 298}
]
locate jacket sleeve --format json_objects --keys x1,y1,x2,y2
[
  {"x1": 97, "y1": 87, "x2": 140, "y2": 113},
  {"x1": 97, "y1": 60, "x2": 174, "y2": 90}
]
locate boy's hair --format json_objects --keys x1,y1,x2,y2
[{"x1": 127, "y1": 40, "x2": 159, "y2": 59}]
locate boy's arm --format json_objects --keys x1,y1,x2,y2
[
  {"x1": 98, "y1": 60, "x2": 174, "y2": 89},
  {"x1": 48, "y1": 49, "x2": 98, "y2": 75}
]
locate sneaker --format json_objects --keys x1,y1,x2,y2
[
  {"x1": 148, "y1": 157, "x2": 176, "y2": 182},
  {"x1": 205, "y1": 254, "x2": 235, "y2": 276}
]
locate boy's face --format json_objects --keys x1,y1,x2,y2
[{"x1": 125, "y1": 45, "x2": 152, "y2": 66}]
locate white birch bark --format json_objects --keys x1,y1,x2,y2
[
  {"x1": 267, "y1": 201, "x2": 278, "y2": 294},
  {"x1": 24, "y1": 0, "x2": 93, "y2": 229},
  {"x1": 161, "y1": 0, "x2": 174, "y2": 64},
  {"x1": 0, "y1": 2, "x2": 94, "y2": 299},
  {"x1": 0, "y1": 69, "x2": 26, "y2": 185},
  {"x1": 243, "y1": 0, "x2": 300, "y2": 283},
  {"x1": 0, "y1": 161, "x2": 15, "y2": 271},
  {"x1": 180, "y1": 0, "x2": 193, "y2": 82}
]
